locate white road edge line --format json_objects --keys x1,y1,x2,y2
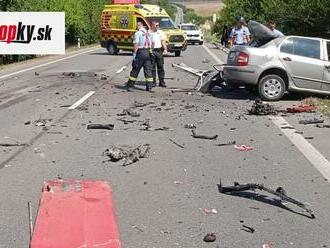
[
  {"x1": 271, "y1": 116, "x2": 330, "y2": 181},
  {"x1": 202, "y1": 44, "x2": 224, "y2": 64},
  {"x1": 203, "y1": 43, "x2": 330, "y2": 181},
  {"x1": 0, "y1": 47, "x2": 100, "y2": 80},
  {"x1": 68, "y1": 91, "x2": 95, "y2": 110}
]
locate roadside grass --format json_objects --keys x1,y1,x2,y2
[{"x1": 303, "y1": 97, "x2": 330, "y2": 117}]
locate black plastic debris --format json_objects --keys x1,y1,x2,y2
[
  {"x1": 248, "y1": 99, "x2": 277, "y2": 116},
  {"x1": 191, "y1": 130, "x2": 218, "y2": 140},
  {"x1": 218, "y1": 181, "x2": 315, "y2": 219},
  {"x1": 87, "y1": 124, "x2": 114, "y2": 130}
]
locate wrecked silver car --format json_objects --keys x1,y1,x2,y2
[{"x1": 223, "y1": 21, "x2": 330, "y2": 101}]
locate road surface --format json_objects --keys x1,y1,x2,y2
[{"x1": 0, "y1": 44, "x2": 330, "y2": 248}]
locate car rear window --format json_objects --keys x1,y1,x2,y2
[{"x1": 280, "y1": 37, "x2": 320, "y2": 59}]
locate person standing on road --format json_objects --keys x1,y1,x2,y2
[
  {"x1": 229, "y1": 17, "x2": 250, "y2": 47},
  {"x1": 268, "y1": 20, "x2": 284, "y2": 38},
  {"x1": 150, "y1": 21, "x2": 168, "y2": 88},
  {"x1": 221, "y1": 24, "x2": 229, "y2": 47},
  {"x1": 126, "y1": 22, "x2": 154, "y2": 92}
]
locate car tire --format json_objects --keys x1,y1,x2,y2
[
  {"x1": 175, "y1": 51, "x2": 181, "y2": 57},
  {"x1": 107, "y1": 42, "x2": 118, "y2": 55},
  {"x1": 199, "y1": 41, "x2": 203, "y2": 45},
  {"x1": 258, "y1": 74, "x2": 286, "y2": 101}
]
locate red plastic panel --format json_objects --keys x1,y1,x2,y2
[
  {"x1": 31, "y1": 180, "x2": 121, "y2": 248},
  {"x1": 112, "y1": 0, "x2": 140, "y2": 4}
]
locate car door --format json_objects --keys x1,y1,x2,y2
[
  {"x1": 279, "y1": 37, "x2": 324, "y2": 90},
  {"x1": 322, "y1": 40, "x2": 330, "y2": 91}
]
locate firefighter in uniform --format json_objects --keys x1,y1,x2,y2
[
  {"x1": 126, "y1": 22, "x2": 154, "y2": 91},
  {"x1": 150, "y1": 21, "x2": 168, "y2": 87}
]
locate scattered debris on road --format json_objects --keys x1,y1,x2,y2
[
  {"x1": 116, "y1": 66, "x2": 127, "y2": 74},
  {"x1": 249, "y1": 100, "x2": 277, "y2": 116},
  {"x1": 24, "y1": 121, "x2": 31, "y2": 125},
  {"x1": 87, "y1": 124, "x2": 114, "y2": 130},
  {"x1": 169, "y1": 138, "x2": 185, "y2": 149},
  {"x1": 117, "y1": 118, "x2": 138, "y2": 124},
  {"x1": 241, "y1": 225, "x2": 255, "y2": 233},
  {"x1": 103, "y1": 144, "x2": 150, "y2": 166},
  {"x1": 132, "y1": 101, "x2": 154, "y2": 108},
  {"x1": 281, "y1": 126, "x2": 295, "y2": 129},
  {"x1": 216, "y1": 141, "x2": 236, "y2": 147},
  {"x1": 218, "y1": 181, "x2": 315, "y2": 218},
  {"x1": 299, "y1": 118, "x2": 324, "y2": 125},
  {"x1": 117, "y1": 108, "x2": 140, "y2": 117},
  {"x1": 174, "y1": 180, "x2": 184, "y2": 185},
  {"x1": 34, "y1": 118, "x2": 52, "y2": 127},
  {"x1": 184, "y1": 123, "x2": 196, "y2": 129},
  {"x1": 203, "y1": 233, "x2": 216, "y2": 242},
  {"x1": 234, "y1": 145, "x2": 254, "y2": 151},
  {"x1": 203, "y1": 208, "x2": 218, "y2": 214},
  {"x1": 316, "y1": 124, "x2": 330, "y2": 128},
  {"x1": 132, "y1": 225, "x2": 144, "y2": 232},
  {"x1": 0, "y1": 143, "x2": 28, "y2": 147},
  {"x1": 141, "y1": 120, "x2": 173, "y2": 131},
  {"x1": 191, "y1": 130, "x2": 218, "y2": 140},
  {"x1": 100, "y1": 74, "x2": 108, "y2": 80},
  {"x1": 286, "y1": 105, "x2": 317, "y2": 113}
]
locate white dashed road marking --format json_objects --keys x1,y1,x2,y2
[
  {"x1": 271, "y1": 116, "x2": 330, "y2": 181},
  {"x1": 68, "y1": 91, "x2": 95, "y2": 110}
]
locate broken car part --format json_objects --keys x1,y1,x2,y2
[
  {"x1": 87, "y1": 124, "x2": 114, "y2": 130},
  {"x1": 169, "y1": 138, "x2": 185, "y2": 149},
  {"x1": 191, "y1": 130, "x2": 218, "y2": 140},
  {"x1": 103, "y1": 144, "x2": 150, "y2": 166},
  {"x1": 241, "y1": 225, "x2": 255, "y2": 233},
  {"x1": 216, "y1": 141, "x2": 236, "y2": 146},
  {"x1": 0, "y1": 143, "x2": 28, "y2": 147},
  {"x1": 203, "y1": 233, "x2": 216, "y2": 242},
  {"x1": 117, "y1": 108, "x2": 140, "y2": 117},
  {"x1": 299, "y1": 118, "x2": 324, "y2": 125},
  {"x1": 171, "y1": 63, "x2": 225, "y2": 93},
  {"x1": 218, "y1": 181, "x2": 315, "y2": 218},
  {"x1": 249, "y1": 99, "x2": 277, "y2": 115}
]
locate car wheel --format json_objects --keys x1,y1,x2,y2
[
  {"x1": 199, "y1": 41, "x2": 203, "y2": 45},
  {"x1": 107, "y1": 42, "x2": 118, "y2": 55},
  {"x1": 258, "y1": 74, "x2": 286, "y2": 101},
  {"x1": 175, "y1": 51, "x2": 181, "y2": 57}
]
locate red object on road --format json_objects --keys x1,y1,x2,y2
[
  {"x1": 111, "y1": 0, "x2": 140, "y2": 4},
  {"x1": 31, "y1": 180, "x2": 121, "y2": 248},
  {"x1": 286, "y1": 105, "x2": 317, "y2": 113},
  {"x1": 234, "y1": 145, "x2": 254, "y2": 151}
]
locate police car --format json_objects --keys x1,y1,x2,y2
[{"x1": 179, "y1": 23, "x2": 204, "y2": 45}]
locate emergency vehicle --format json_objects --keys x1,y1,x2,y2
[{"x1": 101, "y1": 0, "x2": 187, "y2": 57}]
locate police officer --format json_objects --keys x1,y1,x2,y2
[
  {"x1": 229, "y1": 17, "x2": 251, "y2": 47},
  {"x1": 150, "y1": 21, "x2": 168, "y2": 87},
  {"x1": 126, "y1": 22, "x2": 154, "y2": 91}
]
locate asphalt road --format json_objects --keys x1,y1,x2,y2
[{"x1": 0, "y1": 44, "x2": 330, "y2": 248}]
